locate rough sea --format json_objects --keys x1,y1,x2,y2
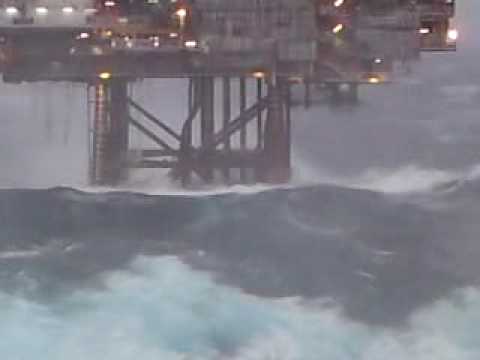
[{"x1": 1, "y1": 1, "x2": 480, "y2": 359}]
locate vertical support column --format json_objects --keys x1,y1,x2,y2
[
  {"x1": 262, "y1": 77, "x2": 291, "y2": 183},
  {"x1": 200, "y1": 76, "x2": 215, "y2": 183},
  {"x1": 90, "y1": 78, "x2": 129, "y2": 186},
  {"x1": 254, "y1": 77, "x2": 264, "y2": 182},
  {"x1": 188, "y1": 77, "x2": 195, "y2": 112},
  {"x1": 256, "y1": 77, "x2": 263, "y2": 150},
  {"x1": 91, "y1": 82, "x2": 110, "y2": 185},
  {"x1": 239, "y1": 77, "x2": 247, "y2": 183},
  {"x1": 109, "y1": 78, "x2": 129, "y2": 183},
  {"x1": 285, "y1": 82, "x2": 292, "y2": 171},
  {"x1": 222, "y1": 77, "x2": 231, "y2": 182},
  {"x1": 181, "y1": 77, "x2": 197, "y2": 187}
]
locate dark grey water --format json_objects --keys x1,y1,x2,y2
[
  {"x1": 1, "y1": 181, "x2": 480, "y2": 358},
  {"x1": 1, "y1": 1, "x2": 479, "y2": 358}
]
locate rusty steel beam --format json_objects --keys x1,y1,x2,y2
[
  {"x1": 90, "y1": 79, "x2": 131, "y2": 185},
  {"x1": 262, "y1": 78, "x2": 291, "y2": 183},
  {"x1": 91, "y1": 83, "x2": 109, "y2": 185}
]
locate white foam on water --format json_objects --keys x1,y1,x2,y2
[
  {"x1": 0, "y1": 250, "x2": 41, "y2": 259},
  {"x1": 292, "y1": 159, "x2": 460, "y2": 194},
  {"x1": 0, "y1": 176, "x2": 286, "y2": 197},
  {"x1": 0, "y1": 239, "x2": 83, "y2": 261},
  {"x1": 76, "y1": 183, "x2": 287, "y2": 198},
  {"x1": 1, "y1": 255, "x2": 479, "y2": 360},
  {"x1": 350, "y1": 165, "x2": 459, "y2": 194},
  {"x1": 0, "y1": 166, "x2": 288, "y2": 197},
  {"x1": 0, "y1": 162, "x2": 464, "y2": 197}
]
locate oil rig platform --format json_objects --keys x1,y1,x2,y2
[{"x1": 0, "y1": 0, "x2": 457, "y2": 186}]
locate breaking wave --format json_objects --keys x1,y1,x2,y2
[
  {"x1": 2, "y1": 180, "x2": 480, "y2": 359},
  {"x1": 293, "y1": 161, "x2": 461, "y2": 194},
  {"x1": 1, "y1": 256, "x2": 480, "y2": 360}
]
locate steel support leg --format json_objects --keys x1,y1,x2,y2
[
  {"x1": 257, "y1": 78, "x2": 263, "y2": 149},
  {"x1": 222, "y1": 77, "x2": 231, "y2": 182},
  {"x1": 262, "y1": 78, "x2": 291, "y2": 183},
  {"x1": 254, "y1": 77, "x2": 264, "y2": 182},
  {"x1": 109, "y1": 79, "x2": 129, "y2": 183},
  {"x1": 285, "y1": 83, "x2": 292, "y2": 170},
  {"x1": 90, "y1": 79, "x2": 129, "y2": 186},
  {"x1": 91, "y1": 83, "x2": 110, "y2": 185},
  {"x1": 181, "y1": 77, "x2": 197, "y2": 187},
  {"x1": 200, "y1": 76, "x2": 215, "y2": 183},
  {"x1": 188, "y1": 77, "x2": 195, "y2": 112},
  {"x1": 239, "y1": 77, "x2": 247, "y2": 183}
]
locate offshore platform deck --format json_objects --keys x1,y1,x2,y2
[{"x1": 0, "y1": 0, "x2": 457, "y2": 187}]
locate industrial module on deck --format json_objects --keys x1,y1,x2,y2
[{"x1": 0, "y1": 0, "x2": 457, "y2": 83}]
